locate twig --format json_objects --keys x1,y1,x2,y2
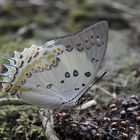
[
  {"x1": 0, "y1": 62, "x2": 2, "y2": 73},
  {"x1": 91, "y1": 85, "x2": 116, "y2": 99},
  {"x1": 0, "y1": 97, "x2": 26, "y2": 106},
  {"x1": 131, "y1": 131, "x2": 140, "y2": 140},
  {"x1": 76, "y1": 99, "x2": 97, "y2": 110},
  {"x1": 40, "y1": 109, "x2": 59, "y2": 140},
  {"x1": 109, "y1": 2, "x2": 140, "y2": 17},
  {"x1": 104, "y1": 2, "x2": 140, "y2": 43},
  {"x1": 11, "y1": 23, "x2": 37, "y2": 40}
]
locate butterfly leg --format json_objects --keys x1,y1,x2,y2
[
  {"x1": 40, "y1": 108, "x2": 54, "y2": 131},
  {"x1": 75, "y1": 104, "x2": 82, "y2": 122},
  {"x1": 40, "y1": 98, "x2": 66, "y2": 131}
]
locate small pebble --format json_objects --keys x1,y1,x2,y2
[
  {"x1": 103, "y1": 117, "x2": 111, "y2": 122},
  {"x1": 128, "y1": 126, "x2": 135, "y2": 132},
  {"x1": 111, "y1": 122, "x2": 117, "y2": 128},
  {"x1": 109, "y1": 103, "x2": 116, "y2": 109},
  {"x1": 120, "y1": 121, "x2": 126, "y2": 127},
  {"x1": 120, "y1": 110, "x2": 126, "y2": 115},
  {"x1": 122, "y1": 132, "x2": 128, "y2": 138},
  {"x1": 136, "y1": 116, "x2": 140, "y2": 122},
  {"x1": 110, "y1": 108, "x2": 118, "y2": 114}
]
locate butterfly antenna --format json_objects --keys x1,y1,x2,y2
[
  {"x1": 87, "y1": 71, "x2": 107, "y2": 90},
  {"x1": 69, "y1": 71, "x2": 108, "y2": 103},
  {"x1": 93, "y1": 71, "x2": 107, "y2": 85}
]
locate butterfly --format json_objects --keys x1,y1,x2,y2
[{"x1": 1, "y1": 21, "x2": 108, "y2": 110}]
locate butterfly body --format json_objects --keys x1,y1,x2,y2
[{"x1": 1, "y1": 21, "x2": 108, "y2": 110}]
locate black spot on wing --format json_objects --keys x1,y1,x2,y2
[
  {"x1": 82, "y1": 83, "x2": 85, "y2": 86},
  {"x1": 46, "y1": 84, "x2": 53, "y2": 89},
  {"x1": 73, "y1": 70, "x2": 79, "y2": 77},
  {"x1": 65, "y1": 72, "x2": 70, "y2": 78},
  {"x1": 95, "y1": 59, "x2": 99, "y2": 62},
  {"x1": 36, "y1": 84, "x2": 41, "y2": 87},
  {"x1": 61, "y1": 80, "x2": 64, "y2": 83},
  {"x1": 84, "y1": 72, "x2": 91, "y2": 77},
  {"x1": 91, "y1": 58, "x2": 95, "y2": 62}
]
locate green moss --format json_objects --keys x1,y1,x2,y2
[
  {"x1": 34, "y1": 15, "x2": 49, "y2": 26},
  {"x1": 0, "y1": 105, "x2": 46, "y2": 140},
  {"x1": 61, "y1": 22, "x2": 82, "y2": 33},
  {"x1": 0, "y1": 18, "x2": 30, "y2": 32},
  {"x1": 69, "y1": 9, "x2": 92, "y2": 18}
]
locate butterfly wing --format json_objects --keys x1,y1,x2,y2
[
  {"x1": 68, "y1": 21, "x2": 109, "y2": 102},
  {"x1": 1, "y1": 21, "x2": 108, "y2": 110},
  {"x1": 43, "y1": 21, "x2": 108, "y2": 105}
]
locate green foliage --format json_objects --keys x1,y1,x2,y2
[{"x1": 0, "y1": 106, "x2": 46, "y2": 140}]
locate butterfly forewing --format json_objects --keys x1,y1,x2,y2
[{"x1": 65, "y1": 22, "x2": 108, "y2": 102}]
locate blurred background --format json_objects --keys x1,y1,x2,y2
[{"x1": 0, "y1": 0, "x2": 140, "y2": 140}]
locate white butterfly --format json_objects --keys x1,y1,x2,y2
[{"x1": 1, "y1": 21, "x2": 108, "y2": 110}]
